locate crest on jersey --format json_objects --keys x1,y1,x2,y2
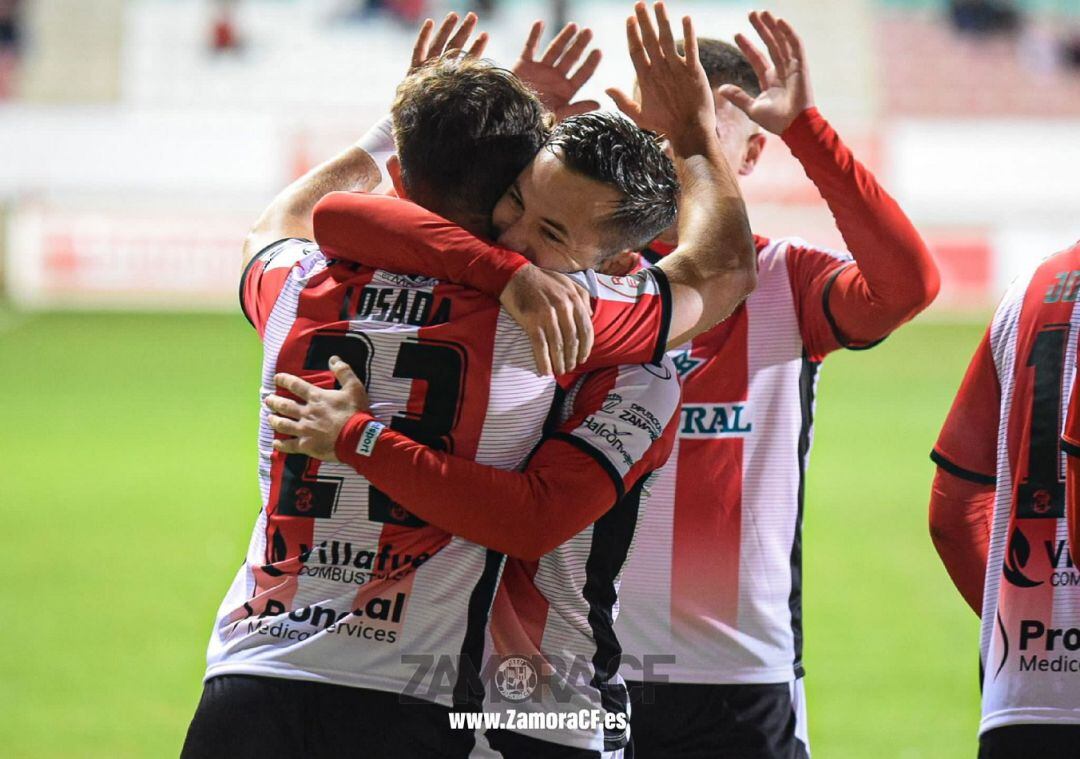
[{"x1": 494, "y1": 656, "x2": 538, "y2": 702}]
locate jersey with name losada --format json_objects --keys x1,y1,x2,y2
[
  {"x1": 933, "y1": 242, "x2": 1080, "y2": 734},
  {"x1": 480, "y1": 358, "x2": 681, "y2": 753},
  {"x1": 616, "y1": 235, "x2": 858, "y2": 685},
  {"x1": 205, "y1": 238, "x2": 672, "y2": 707}
]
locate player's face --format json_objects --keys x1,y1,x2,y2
[{"x1": 491, "y1": 148, "x2": 624, "y2": 273}]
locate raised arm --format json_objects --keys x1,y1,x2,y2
[
  {"x1": 264, "y1": 358, "x2": 679, "y2": 560},
  {"x1": 606, "y1": 2, "x2": 756, "y2": 346},
  {"x1": 720, "y1": 11, "x2": 938, "y2": 346},
  {"x1": 241, "y1": 11, "x2": 488, "y2": 268}
]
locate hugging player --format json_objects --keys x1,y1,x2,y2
[
  {"x1": 313, "y1": 9, "x2": 940, "y2": 758},
  {"x1": 184, "y1": 6, "x2": 755, "y2": 758}
]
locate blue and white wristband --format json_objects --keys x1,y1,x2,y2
[{"x1": 354, "y1": 420, "x2": 385, "y2": 457}]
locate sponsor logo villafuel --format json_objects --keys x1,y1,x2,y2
[
  {"x1": 1002, "y1": 527, "x2": 1078, "y2": 588},
  {"x1": 263, "y1": 533, "x2": 431, "y2": 583}
]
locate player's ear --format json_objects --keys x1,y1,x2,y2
[
  {"x1": 740, "y1": 132, "x2": 766, "y2": 177},
  {"x1": 386, "y1": 155, "x2": 408, "y2": 199}
]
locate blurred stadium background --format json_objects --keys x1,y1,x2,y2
[{"x1": 0, "y1": 0, "x2": 1077, "y2": 756}]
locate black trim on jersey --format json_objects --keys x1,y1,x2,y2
[
  {"x1": 549, "y1": 431, "x2": 627, "y2": 502},
  {"x1": 584, "y1": 476, "x2": 647, "y2": 752},
  {"x1": 930, "y1": 449, "x2": 997, "y2": 485},
  {"x1": 821, "y1": 263, "x2": 886, "y2": 352},
  {"x1": 789, "y1": 353, "x2": 820, "y2": 679},
  {"x1": 238, "y1": 237, "x2": 312, "y2": 330},
  {"x1": 641, "y1": 246, "x2": 664, "y2": 265},
  {"x1": 649, "y1": 266, "x2": 674, "y2": 366},
  {"x1": 452, "y1": 548, "x2": 505, "y2": 712},
  {"x1": 1062, "y1": 437, "x2": 1080, "y2": 458}
]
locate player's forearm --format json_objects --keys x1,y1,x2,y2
[
  {"x1": 243, "y1": 145, "x2": 382, "y2": 266},
  {"x1": 657, "y1": 134, "x2": 757, "y2": 347},
  {"x1": 784, "y1": 108, "x2": 939, "y2": 342},
  {"x1": 335, "y1": 414, "x2": 616, "y2": 560},
  {"x1": 928, "y1": 467, "x2": 993, "y2": 616},
  {"x1": 314, "y1": 193, "x2": 529, "y2": 294}
]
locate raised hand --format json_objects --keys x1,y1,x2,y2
[
  {"x1": 265, "y1": 357, "x2": 372, "y2": 462},
  {"x1": 409, "y1": 11, "x2": 488, "y2": 74},
  {"x1": 605, "y1": 2, "x2": 715, "y2": 152},
  {"x1": 718, "y1": 11, "x2": 814, "y2": 135},
  {"x1": 513, "y1": 21, "x2": 603, "y2": 120}
]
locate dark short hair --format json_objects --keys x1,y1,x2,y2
[
  {"x1": 678, "y1": 38, "x2": 761, "y2": 97},
  {"x1": 546, "y1": 112, "x2": 678, "y2": 255},
  {"x1": 392, "y1": 55, "x2": 552, "y2": 227}
]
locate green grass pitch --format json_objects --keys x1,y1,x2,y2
[{"x1": 0, "y1": 309, "x2": 983, "y2": 757}]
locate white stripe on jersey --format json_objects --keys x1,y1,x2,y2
[{"x1": 616, "y1": 238, "x2": 846, "y2": 684}]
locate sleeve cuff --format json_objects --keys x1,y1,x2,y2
[
  {"x1": 930, "y1": 449, "x2": 996, "y2": 486},
  {"x1": 460, "y1": 250, "x2": 531, "y2": 297},
  {"x1": 1062, "y1": 436, "x2": 1080, "y2": 458},
  {"x1": 335, "y1": 411, "x2": 379, "y2": 470},
  {"x1": 648, "y1": 266, "x2": 673, "y2": 363},
  {"x1": 549, "y1": 432, "x2": 626, "y2": 502},
  {"x1": 780, "y1": 107, "x2": 827, "y2": 153}
]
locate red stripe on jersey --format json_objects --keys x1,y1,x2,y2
[
  {"x1": 254, "y1": 266, "x2": 376, "y2": 613},
  {"x1": 351, "y1": 282, "x2": 499, "y2": 615},
  {"x1": 490, "y1": 559, "x2": 549, "y2": 659},
  {"x1": 671, "y1": 306, "x2": 749, "y2": 637},
  {"x1": 998, "y1": 258, "x2": 1077, "y2": 631}
]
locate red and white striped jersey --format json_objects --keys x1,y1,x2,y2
[
  {"x1": 616, "y1": 235, "x2": 856, "y2": 684},
  {"x1": 933, "y1": 242, "x2": 1080, "y2": 734},
  {"x1": 1063, "y1": 361, "x2": 1080, "y2": 563},
  {"x1": 206, "y1": 237, "x2": 672, "y2": 708},
  {"x1": 480, "y1": 359, "x2": 681, "y2": 753}
]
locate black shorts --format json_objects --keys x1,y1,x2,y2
[
  {"x1": 978, "y1": 723, "x2": 1080, "y2": 758},
  {"x1": 484, "y1": 728, "x2": 603, "y2": 758},
  {"x1": 180, "y1": 674, "x2": 475, "y2": 758},
  {"x1": 626, "y1": 680, "x2": 808, "y2": 759}
]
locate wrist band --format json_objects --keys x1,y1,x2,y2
[{"x1": 355, "y1": 420, "x2": 385, "y2": 457}]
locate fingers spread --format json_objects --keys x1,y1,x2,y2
[
  {"x1": 718, "y1": 83, "x2": 755, "y2": 114},
  {"x1": 429, "y1": 12, "x2": 460, "y2": 57},
  {"x1": 776, "y1": 17, "x2": 806, "y2": 64},
  {"x1": 264, "y1": 393, "x2": 304, "y2": 420},
  {"x1": 625, "y1": 16, "x2": 649, "y2": 80},
  {"x1": 541, "y1": 23, "x2": 578, "y2": 66},
  {"x1": 447, "y1": 11, "x2": 478, "y2": 53},
  {"x1": 568, "y1": 47, "x2": 602, "y2": 90},
  {"x1": 274, "y1": 372, "x2": 317, "y2": 402},
  {"x1": 521, "y1": 20, "x2": 544, "y2": 60},
  {"x1": 681, "y1": 15, "x2": 698, "y2": 65},
  {"x1": 654, "y1": 2, "x2": 677, "y2": 60},
  {"x1": 606, "y1": 87, "x2": 642, "y2": 122},
  {"x1": 411, "y1": 18, "x2": 435, "y2": 69},
  {"x1": 749, "y1": 10, "x2": 786, "y2": 78},
  {"x1": 268, "y1": 414, "x2": 303, "y2": 438},
  {"x1": 468, "y1": 32, "x2": 489, "y2": 59},
  {"x1": 556, "y1": 28, "x2": 592, "y2": 74},
  {"x1": 635, "y1": 2, "x2": 662, "y2": 62},
  {"x1": 733, "y1": 32, "x2": 770, "y2": 87}
]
